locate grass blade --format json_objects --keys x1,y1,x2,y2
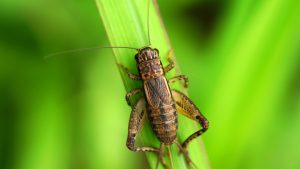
[{"x1": 95, "y1": 0, "x2": 211, "y2": 168}]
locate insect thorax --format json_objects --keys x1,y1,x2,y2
[{"x1": 135, "y1": 47, "x2": 164, "y2": 80}]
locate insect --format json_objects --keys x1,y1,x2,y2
[
  {"x1": 114, "y1": 1, "x2": 209, "y2": 169},
  {"x1": 120, "y1": 47, "x2": 209, "y2": 169}
]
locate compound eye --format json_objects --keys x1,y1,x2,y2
[
  {"x1": 154, "y1": 49, "x2": 159, "y2": 58},
  {"x1": 154, "y1": 48, "x2": 159, "y2": 55}
]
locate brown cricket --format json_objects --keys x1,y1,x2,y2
[
  {"x1": 119, "y1": 46, "x2": 209, "y2": 169},
  {"x1": 111, "y1": 1, "x2": 209, "y2": 169}
]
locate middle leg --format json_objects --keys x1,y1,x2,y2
[
  {"x1": 125, "y1": 88, "x2": 143, "y2": 107},
  {"x1": 168, "y1": 75, "x2": 189, "y2": 88}
]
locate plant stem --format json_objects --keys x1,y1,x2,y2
[{"x1": 95, "y1": 0, "x2": 211, "y2": 168}]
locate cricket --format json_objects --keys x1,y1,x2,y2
[
  {"x1": 113, "y1": 0, "x2": 209, "y2": 168},
  {"x1": 121, "y1": 46, "x2": 209, "y2": 169}
]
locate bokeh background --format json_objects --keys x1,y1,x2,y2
[{"x1": 1, "y1": 0, "x2": 300, "y2": 169}]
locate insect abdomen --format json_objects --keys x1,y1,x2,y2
[
  {"x1": 144, "y1": 77, "x2": 178, "y2": 144},
  {"x1": 147, "y1": 104, "x2": 178, "y2": 144}
]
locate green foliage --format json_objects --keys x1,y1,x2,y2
[{"x1": 1, "y1": 0, "x2": 300, "y2": 169}]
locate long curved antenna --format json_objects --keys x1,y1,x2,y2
[
  {"x1": 103, "y1": 46, "x2": 138, "y2": 50},
  {"x1": 146, "y1": 0, "x2": 151, "y2": 46},
  {"x1": 44, "y1": 46, "x2": 138, "y2": 59}
]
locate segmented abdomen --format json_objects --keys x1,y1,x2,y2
[
  {"x1": 144, "y1": 77, "x2": 178, "y2": 144},
  {"x1": 147, "y1": 104, "x2": 178, "y2": 144}
]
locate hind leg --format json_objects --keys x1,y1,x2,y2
[
  {"x1": 171, "y1": 90, "x2": 209, "y2": 149},
  {"x1": 171, "y1": 90, "x2": 209, "y2": 168},
  {"x1": 127, "y1": 98, "x2": 169, "y2": 169},
  {"x1": 127, "y1": 98, "x2": 157, "y2": 152}
]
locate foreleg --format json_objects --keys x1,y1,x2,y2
[
  {"x1": 163, "y1": 49, "x2": 175, "y2": 73},
  {"x1": 118, "y1": 63, "x2": 141, "y2": 80}
]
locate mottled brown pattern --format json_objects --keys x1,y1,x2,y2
[
  {"x1": 144, "y1": 77, "x2": 172, "y2": 108},
  {"x1": 136, "y1": 48, "x2": 163, "y2": 80},
  {"x1": 135, "y1": 47, "x2": 178, "y2": 144},
  {"x1": 147, "y1": 104, "x2": 178, "y2": 144},
  {"x1": 122, "y1": 47, "x2": 209, "y2": 168}
]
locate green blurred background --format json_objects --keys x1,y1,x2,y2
[{"x1": 1, "y1": 0, "x2": 300, "y2": 169}]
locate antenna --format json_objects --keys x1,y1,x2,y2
[
  {"x1": 146, "y1": 0, "x2": 151, "y2": 46},
  {"x1": 44, "y1": 46, "x2": 138, "y2": 59}
]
